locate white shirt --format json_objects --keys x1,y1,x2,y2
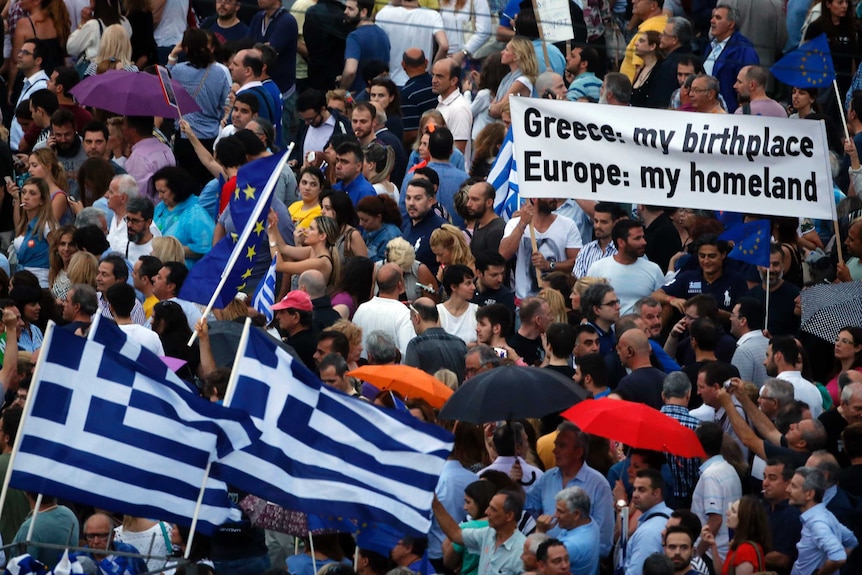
[
  {"x1": 118, "y1": 323, "x2": 165, "y2": 356},
  {"x1": 353, "y1": 297, "x2": 415, "y2": 356},
  {"x1": 376, "y1": 5, "x2": 445, "y2": 86},
  {"x1": 586, "y1": 256, "x2": 664, "y2": 316},
  {"x1": 480, "y1": 455, "x2": 544, "y2": 484},
  {"x1": 503, "y1": 214, "x2": 582, "y2": 299},
  {"x1": 437, "y1": 302, "x2": 478, "y2": 344},
  {"x1": 777, "y1": 370, "x2": 824, "y2": 418},
  {"x1": 107, "y1": 219, "x2": 161, "y2": 262},
  {"x1": 437, "y1": 89, "x2": 473, "y2": 164}
]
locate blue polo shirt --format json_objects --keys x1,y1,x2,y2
[
  {"x1": 345, "y1": 25, "x2": 391, "y2": 94},
  {"x1": 402, "y1": 211, "x2": 448, "y2": 275},
  {"x1": 661, "y1": 269, "x2": 749, "y2": 312},
  {"x1": 334, "y1": 174, "x2": 376, "y2": 206}
]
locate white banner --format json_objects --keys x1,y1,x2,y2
[
  {"x1": 535, "y1": 0, "x2": 573, "y2": 43},
  {"x1": 510, "y1": 98, "x2": 835, "y2": 220}
]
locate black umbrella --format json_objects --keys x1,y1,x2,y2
[
  {"x1": 438, "y1": 365, "x2": 589, "y2": 424},
  {"x1": 206, "y1": 320, "x2": 299, "y2": 367}
]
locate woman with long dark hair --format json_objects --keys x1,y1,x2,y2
[
  {"x1": 805, "y1": 0, "x2": 858, "y2": 93},
  {"x1": 152, "y1": 299, "x2": 201, "y2": 384},
  {"x1": 630, "y1": 31, "x2": 665, "y2": 109},
  {"x1": 826, "y1": 326, "x2": 862, "y2": 404},
  {"x1": 357, "y1": 195, "x2": 401, "y2": 263},
  {"x1": 369, "y1": 78, "x2": 404, "y2": 140},
  {"x1": 10, "y1": 0, "x2": 70, "y2": 92},
  {"x1": 702, "y1": 495, "x2": 771, "y2": 575},
  {"x1": 319, "y1": 189, "x2": 368, "y2": 260},
  {"x1": 168, "y1": 28, "x2": 232, "y2": 185},
  {"x1": 330, "y1": 256, "x2": 374, "y2": 320}
]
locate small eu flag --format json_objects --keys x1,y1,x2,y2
[
  {"x1": 770, "y1": 34, "x2": 835, "y2": 88},
  {"x1": 720, "y1": 219, "x2": 771, "y2": 267}
]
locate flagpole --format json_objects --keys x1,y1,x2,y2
[
  {"x1": 187, "y1": 145, "x2": 293, "y2": 346},
  {"x1": 829, "y1": 80, "x2": 848, "y2": 266},
  {"x1": 86, "y1": 312, "x2": 101, "y2": 341},
  {"x1": 765, "y1": 269, "x2": 770, "y2": 331},
  {"x1": 309, "y1": 531, "x2": 318, "y2": 575},
  {"x1": 184, "y1": 317, "x2": 253, "y2": 559},
  {"x1": 0, "y1": 322, "x2": 55, "y2": 524},
  {"x1": 25, "y1": 493, "x2": 43, "y2": 541}
]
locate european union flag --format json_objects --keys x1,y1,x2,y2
[
  {"x1": 180, "y1": 152, "x2": 287, "y2": 307},
  {"x1": 770, "y1": 34, "x2": 835, "y2": 88},
  {"x1": 720, "y1": 219, "x2": 771, "y2": 267}
]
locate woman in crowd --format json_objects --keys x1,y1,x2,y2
[
  {"x1": 805, "y1": 0, "x2": 858, "y2": 93},
  {"x1": 437, "y1": 265, "x2": 478, "y2": 344},
  {"x1": 357, "y1": 195, "x2": 401, "y2": 263},
  {"x1": 369, "y1": 78, "x2": 404, "y2": 140},
  {"x1": 630, "y1": 31, "x2": 665, "y2": 109},
  {"x1": 382, "y1": 237, "x2": 438, "y2": 303},
  {"x1": 362, "y1": 143, "x2": 398, "y2": 201},
  {"x1": 106, "y1": 116, "x2": 130, "y2": 167},
  {"x1": 463, "y1": 53, "x2": 508, "y2": 143},
  {"x1": 66, "y1": 0, "x2": 129, "y2": 67},
  {"x1": 330, "y1": 256, "x2": 374, "y2": 320},
  {"x1": 124, "y1": 0, "x2": 156, "y2": 68},
  {"x1": 289, "y1": 167, "x2": 324, "y2": 231},
  {"x1": 76, "y1": 157, "x2": 114, "y2": 210},
  {"x1": 28, "y1": 149, "x2": 72, "y2": 225},
  {"x1": 826, "y1": 326, "x2": 862, "y2": 404},
  {"x1": 168, "y1": 29, "x2": 232, "y2": 186},
  {"x1": 325, "y1": 89, "x2": 353, "y2": 118},
  {"x1": 66, "y1": 250, "x2": 98, "y2": 287},
  {"x1": 269, "y1": 214, "x2": 341, "y2": 289},
  {"x1": 10, "y1": 0, "x2": 70, "y2": 91},
  {"x1": 439, "y1": 0, "x2": 491, "y2": 66},
  {"x1": 702, "y1": 495, "x2": 771, "y2": 575},
  {"x1": 470, "y1": 122, "x2": 507, "y2": 180},
  {"x1": 86, "y1": 23, "x2": 138, "y2": 76},
  {"x1": 48, "y1": 224, "x2": 77, "y2": 301},
  {"x1": 152, "y1": 167, "x2": 214, "y2": 268},
  {"x1": 430, "y1": 224, "x2": 474, "y2": 283},
  {"x1": 772, "y1": 216, "x2": 805, "y2": 287},
  {"x1": 407, "y1": 111, "x2": 465, "y2": 172},
  {"x1": 151, "y1": 236, "x2": 186, "y2": 264},
  {"x1": 113, "y1": 517, "x2": 173, "y2": 575},
  {"x1": 538, "y1": 287, "x2": 569, "y2": 324},
  {"x1": 12, "y1": 177, "x2": 58, "y2": 288},
  {"x1": 152, "y1": 300, "x2": 201, "y2": 383},
  {"x1": 789, "y1": 86, "x2": 818, "y2": 118},
  {"x1": 329, "y1": 319, "x2": 363, "y2": 372},
  {"x1": 671, "y1": 208, "x2": 696, "y2": 252},
  {"x1": 320, "y1": 190, "x2": 368, "y2": 260},
  {"x1": 489, "y1": 37, "x2": 538, "y2": 119}
]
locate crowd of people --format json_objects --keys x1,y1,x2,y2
[{"x1": 0, "y1": 0, "x2": 861, "y2": 574}]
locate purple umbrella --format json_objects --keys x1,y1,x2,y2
[{"x1": 69, "y1": 69, "x2": 201, "y2": 118}]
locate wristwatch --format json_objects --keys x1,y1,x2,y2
[
  {"x1": 461, "y1": 48, "x2": 470, "y2": 59},
  {"x1": 549, "y1": 261, "x2": 556, "y2": 271}
]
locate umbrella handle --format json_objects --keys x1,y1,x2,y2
[{"x1": 518, "y1": 471, "x2": 537, "y2": 487}]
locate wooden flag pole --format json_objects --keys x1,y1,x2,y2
[
  {"x1": 832, "y1": 78, "x2": 848, "y2": 265},
  {"x1": 531, "y1": 0, "x2": 551, "y2": 70}
]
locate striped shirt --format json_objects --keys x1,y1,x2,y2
[
  {"x1": 660, "y1": 404, "x2": 701, "y2": 500},
  {"x1": 573, "y1": 240, "x2": 617, "y2": 279}
]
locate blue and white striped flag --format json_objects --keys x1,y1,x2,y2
[
  {"x1": 212, "y1": 324, "x2": 454, "y2": 536},
  {"x1": 488, "y1": 127, "x2": 520, "y2": 221},
  {"x1": 252, "y1": 255, "x2": 277, "y2": 323},
  {"x1": 9, "y1": 324, "x2": 260, "y2": 534}
]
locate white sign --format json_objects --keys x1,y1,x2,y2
[
  {"x1": 535, "y1": 0, "x2": 573, "y2": 43},
  {"x1": 510, "y1": 98, "x2": 835, "y2": 220}
]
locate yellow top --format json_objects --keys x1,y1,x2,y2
[{"x1": 289, "y1": 201, "x2": 322, "y2": 230}]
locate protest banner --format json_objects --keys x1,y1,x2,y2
[
  {"x1": 534, "y1": 0, "x2": 573, "y2": 43},
  {"x1": 509, "y1": 98, "x2": 835, "y2": 220}
]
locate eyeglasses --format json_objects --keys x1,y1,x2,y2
[
  {"x1": 85, "y1": 533, "x2": 111, "y2": 541},
  {"x1": 689, "y1": 88, "x2": 712, "y2": 94},
  {"x1": 18, "y1": 49, "x2": 33, "y2": 56},
  {"x1": 124, "y1": 216, "x2": 147, "y2": 224},
  {"x1": 15, "y1": 393, "x2": 27, "y2": 401},
  {"x1": 301, "y1": 112, "x2": 322, "y2": 125},
  {"x1": 600, "y1": 299, "x2": 620, "y2": 307}
]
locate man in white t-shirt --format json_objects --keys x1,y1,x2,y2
[
  {"x1": 105, "y1": 283, "x2": 164, "y2": 356},
  {"x1": 376, "y1": 0, "x2": 448, "y2": 86},
  {"x1": 586, "y1": 220, "x2": 664, "y2": 315},
  {"x1": 500, "y1": 198, "x2": 582, "y2": 300}
]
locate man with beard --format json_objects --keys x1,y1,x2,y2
[
  {"x1": 663, "y1": 526, "x2": 699, "y2": 575},
  {"x1": 500, "y1": 198, "x2": 581, "y2": 299},
  {"x1": 402, "y1": 178, "x2": 447, "y2": 275},
  {"x1": 746, "y1": 244, "x2": 801, "y2": 337},
  {"x1": 587, "y1": 220, "x2": 664, "y2": 315},
  {"x1": 106, "y1": 176, "x2": 159, "y2": 261},
  {"x1": 573, "y1": 202, "x2": 622, "y2": 279},
  {"x1": 472, "y1": 253, "x2": 515, "y2": 316},
  {"x1": 290, "y1": 89, "x2": 352, "y2": 166},
  {"x1": 201, "y1": 0, "x2": 248, "y2": 43},
  {"x1": 339, "y1": 0, "x2": 390, "y2": 94},
  {"x1": 466, "y1": 181, "x2": 505, "y2": 257}
]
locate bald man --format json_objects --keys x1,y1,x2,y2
[
  {"x1": 400, "y1": 48, "x2": 438, "y2": 146},
  {"x1": 82, "y1": 513, "x2": 148, "y2": 572},
  {"x1": 352, "y1": 263, "x2": 415, "y2": 356},
  {"x1": 616, "y1": 328, "x2": 666, "y2": 409}
]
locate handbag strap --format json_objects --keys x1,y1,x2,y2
[
  {"x1": 192, "y1": 66, "x2": 212, "y2": 99},
  {"x1": 158, "y1": 521, "x2": 172, "y2": 551}
]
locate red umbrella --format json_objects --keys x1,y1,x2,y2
[{"x1": 561, "y1": 398, "x2": 706, "y2": 458}]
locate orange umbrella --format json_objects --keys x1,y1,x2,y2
[{"x1": 347, "y1": 365, "x2": 453, "y2": 409}]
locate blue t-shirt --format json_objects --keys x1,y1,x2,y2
[
  {"x1": 247, "y1": 8, "x2": 298, "y2": 93},
  {"x1": 334, "y1": 174, "x2": 376, "y2": 206},
  {"x1": 345, "y1": 25, "x2": 391, "y2": 93},
  {"x1": 204, "y1": 19, "x2": 249, "y2": 43}
]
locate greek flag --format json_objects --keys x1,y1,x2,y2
[
  {"x1": 489, "y1": 127, "x2": 520, "y2": 221},
  {"x1": 9, "y1": 324, "x2": 260, "y2": 534},
  {"x1": 252, "y1": 255, "x2": 278, "y2": 323},
  {"x1": 213, "y1": 323, "x2": 454, "y2": 536}
]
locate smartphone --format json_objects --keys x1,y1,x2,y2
[{"x1": 493, "y1": 347, "x2": 508, "y2": 359}]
